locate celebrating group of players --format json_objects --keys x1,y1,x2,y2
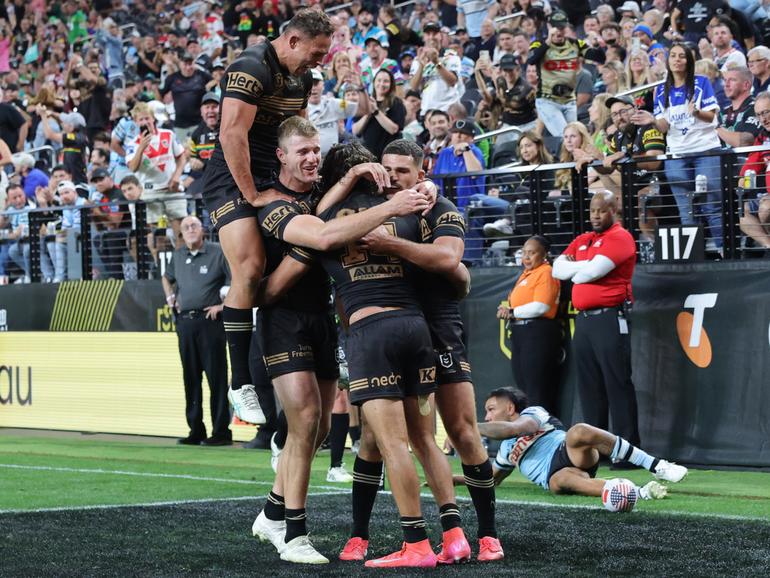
[{"x1": 201, "y1": 8, "x2": 687, "y2": 568}]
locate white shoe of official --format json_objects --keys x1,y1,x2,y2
[
  {"x1": 483, "y1": 218, "x2": 513, "y2": 237},
  {"x1": 280, "y1": 535, "x2": 329, "y2": 564},
  {"x1": 270, "y1": 432, "x2": 282, "y2": 474},
  {"x1": 654, "y1": 460, "x2": 688, "y2": 483},
  {"x1": 638, "y1": 480, "x2": 668, "y2": 500},
  {"x1": 326, "y1": 465, "x2": 353, "y2": 483},
  {"x1": 252, "y1": 510, "x2": 286, "y2": 553},
  {"x1": 228, "y1": 384, "x2": 266, "y2": 425}
]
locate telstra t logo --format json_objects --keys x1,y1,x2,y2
[{"x1": 676, "y1": 293, "x2": 718, "y2": 368}]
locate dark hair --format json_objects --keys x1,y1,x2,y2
[
  {"x1": 383, "y1": 139, "x2": 424, "y2": 168},
  {"x1": 320, "y1": 142, "x2": 377, "y2": 192},
  {"x1": 608, "y1": 45, "x2": 626, "y2": 62},
  {"x1": 487, "y1": 387, "x2": 530, "y2": 412},
  {"x1": 498, "y1": 27, "x2": 514, "y2": 36},
  {"x1": 92, "y1": 148, "x2": 109, "y2": 163},
  {"x1": 285, "y1": 8, "x2": 335, "y2": 38},
  {"x1": 120, "y1": 174, "x2": 141, "y2": 188},
  {"x1": 93, "y1": 131, "x2": 111, "y2": 144},
  {"x1": 426, "y1": 109, "x2": 449, "y2": 122},
  {"x1": 663, "y1": 42, "x2": 695, "y2": 105},
  {"x1": 51, "y1": 164, "x2": 69, "y2": 174},
  {"x1": 712, "y1": 15, "x2": 738, "y2": 41}
]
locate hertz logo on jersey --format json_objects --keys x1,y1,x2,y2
[
  {"x1": 435, "y1": 211, "x2": 466, "y2": 232},
  {"x1": 226, "y1": 71, "x2": 263, "y2": 98},
  {"x1": 261, "y1": 205, "x2": 294, "y2": 234},
  {"x1": 676, "y1": 293, "x2": 718, "y2": 368}
]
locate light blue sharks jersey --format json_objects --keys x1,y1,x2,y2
[{"x1": 494, "y1": 406, "x2": 566, "y2": 490}]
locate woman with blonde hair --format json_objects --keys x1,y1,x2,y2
[
  {"x1": 588, "y1": 93, "x2": 613, "y2": 155},
  {"x1": 601, "y1": 61, "x2": 629, "y2": 96},
  {"x1": 626, "y1": 49, "x2": 657, "y2": 111},
  {"x1": 554, "y1": 122, "x2": 601, "y2": 192},
  {"x1": 325, "y1": 51, "x2": 356, "y2": 96}
]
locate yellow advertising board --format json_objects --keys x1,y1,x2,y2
[{"x1": 0, "y1": 333, "x2": 257, "y2": 442}]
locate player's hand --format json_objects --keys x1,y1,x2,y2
[
  {"x1": 205, "y1": 304, "x2": 224, "y2": 320},
  {"x1": 249, "y1": 188, "x2": 294, "y2": 208},
  {"x1": 352, "y1": 162, "x2": 390, "y2": 192},
  {"x1": 358, "y1": 224, "x2": 391, "y2": 251},
  {"x1": 386, "y1": 188, "x2": 431, "y2": 216},
  {"x1": 414, "y1": 180, "x2": 438, "y2": 215}
]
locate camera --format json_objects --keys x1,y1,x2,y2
[{"x1": 551, "y1": 84, "x2": 573, "y2": 98}]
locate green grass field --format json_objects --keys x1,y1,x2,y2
[{"x1": 2, "y1": 430, "x2": 770, "y2": 576}]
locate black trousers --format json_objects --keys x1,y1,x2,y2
[
  {"x1": 573, "y1": 309, "x2": 640, "y2": 446},
  {"x1": 248, "y1": 330, "x2": 278, "y2": 433},
  {"x1": 177, "y1": 315, "x2": 230, "y2": 439},
  {"x1": 510, "y1": 318, "x2": 562, "y2": 415}
]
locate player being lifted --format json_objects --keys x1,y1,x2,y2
[
  {"x1": 339, "y1": 140, "x2": 503, "y2": 563},
  {"x1": 475, "y1": 387, "x2": 688, "y2": 498},
  {"x1": 249, "y1": 118, "x2": 431, "y2": 564},
  {"x1": 200, "y1": 9, "x2": 333, "y2": 426}
]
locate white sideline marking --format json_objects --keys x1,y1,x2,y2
[
  {"x1": 2, "y1": 463, "x2": 767, "y2": 523},
  {"x1": 0, "y1": 492, "x2": 347, "y2": 515}
]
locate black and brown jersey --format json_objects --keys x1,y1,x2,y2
[
  {"x1": 205, "y1": 41, "x2": 313, "y2": 181},
  {"x1": 528, "y1": 38, "x2": 586, "y2": 104},
  {"x1": 257, "y1": 182, "x2": 330, "y2": 313},
  {"x1": 416, "y1": 196, "x2": 466, "y2": 318},
  {"x1": 317, "y1": 189, "x2": 423, "y2": 319}
]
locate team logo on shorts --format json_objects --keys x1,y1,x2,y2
[
  {"x1": 439, "y1": 352, "x2": 454, "y2": 369},
  {"x1": 335, "y1": 346, "x2": 346, "y2": 364},
  {"x1": 419, "y1": 367, "x2": 436, "y2": 384}
]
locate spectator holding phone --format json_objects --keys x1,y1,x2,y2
[{"x1": 497, "y1": 235, "x2": 561, "y2": 414}]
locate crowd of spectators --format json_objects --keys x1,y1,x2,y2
[{"x1": 2, "y1": 0, "x2": 770, "y2": 282}]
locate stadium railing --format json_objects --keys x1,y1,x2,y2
[{"x1": 433, "y1": 144, "x2": 770, "y2": 264}]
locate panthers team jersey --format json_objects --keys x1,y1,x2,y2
[
  {"x1": 318, "y1": 190, "x2": 423, "y2": 319},
  {"x1": 257, "y1": 182, "x2": 331, "y2": 313},
  {"x1": 416, "y1": 196, "x2": 466, "y2": 319},
  {"x1": 495, "y1": 406, "x2": 566, "y2": 489},
  {"x1": 528, "y1": 38, "x2": 586, "y2": 104},
  {"x1": 205, "y1": 41, "x2": 313, "y2": 181}
]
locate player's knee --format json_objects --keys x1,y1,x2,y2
[
  {"x1": 449, "y1": 426, "x2": 482, "y2": 457},
  {"x1": 569, "y1": 423, "x2": 595, "y2": 443},
  {"x1": 290, "y1": 405, "x2": 321, "y2": 440},
  {"x1": 231, "y1": 256, "x2": 264, "y2": 286}
]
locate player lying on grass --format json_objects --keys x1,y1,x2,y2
[{"x1": 465, "y1": 387, "x2": 687, "y2": 499}]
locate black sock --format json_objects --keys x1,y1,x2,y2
[
  {"x1": 274, "y1": 410, "x2": 288, "y2": 449},
  {"x1": 351, "y1": 457, "x2": 383, "y2": 540},
  {"x1": 223, "y1": 306, "x2": 253, "y2": 389},
  {"x1": 284, "y1": 508, "x2": 307, "y2": 543},
  {"x1": 400, "y1": 516, "x2": 428, "y2": 543},
  {"x1": 439, "y1": 503, "x2": 461, "y2": 532},
  {"x1": 329, "y1": 413, "x2": 349, "y2": 468},
  {"x1": 349, "y1": 425, "x2": 361, "y2": 444},
  {"x1": 462, "y1": 461, "x2": 497, "y2": 539},
  {"x1": 264, "y1": 491, "x2": 285, "y2": 522}
]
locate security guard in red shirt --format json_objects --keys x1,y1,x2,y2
[{"x1": 552, "y1": 191, "x2": 640, "y2": 449}]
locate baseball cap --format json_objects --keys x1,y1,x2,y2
[
  {"x1": 212, "y1": 58, "x2": 225, "y2": 70},
  {"x1": 144, "y1": 72, "x2": 158, "y2": 81},
  {"x1": 455, "y1": 27, "x2": 467, "y2": 34},
  {"x1": 57, "y1": 180, "x2": 77, "y2": 194},
  {"x1": 549, "y1": 10, "x2": 569, "y2": 29},
  {"x1": 633, "y1": 24, "x2": 653, "y2": 39},
  {"x1": 180, "y1": 52, "x2": 195, "y2": 62},
  {"x1": 311, "y1": 68, "x2": 324, "y2": 82},
  {"x1": 90, "y1": 168, "x2": 110, "y2": 182},
  {"x1": 400, "y1": 49, "x2": 416, "y2": 59},
  {"x1": 59, "y1": 112, "x2": 86, "y2": 129},
  {"x1": 619, "y1": 1, "x2": 641, "y2": 17},
  {"x1": 201, "y1": 92, "x2": 220, "y2": 105},
  {"x1": 605, "y1": 95, "x2": 635, "y2": 109},
  {"x1": 364, "y1": 29, "x2": 389, "y2": 49},
  {"x1": 450, "y1": 118, "x2": 477, "y2": 136},
  {"x1": 584, "y1": 47, "x2": 607, "y2": 65},
  {"x1": 499, "y1": 53, "x2": 519, "y2": 70},
  {"x1": 423, "y1": 22, "x2": 441, "y2": 34}
]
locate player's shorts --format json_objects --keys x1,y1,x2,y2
[
  {"x1": 143, "y1": 187, "x2": 188, "y2": 223},
  {"x1": 425, "y1": 310, "x2": 473, "y2": 386},
  {"x1": 347, "y1": 310, "x2": 437, "y2": 406},
  {"x1": 203, "y1": 178, "x2": 260, "y2": 230},
  {"x1": 257, "y1": 306, "x2": 339, "y2": 381},
  {"x1": 547, "y1": 440, "x2": 599, "y2": 484}
]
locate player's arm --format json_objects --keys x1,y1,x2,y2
[
  {"x1": 256, "y1": 250, "x2": 312, "y2": 306},
  {"x1": 283, "y1": 188, "x2": 430, "y2": 251},
  {"x1": 359, "y1": 230, "x2": 463, "y2": 275},
  {"x1": 315, "y1": 162, "x2": 391, "y2": 215},
  {"x1": 477, "y1": 417, "x2": 540, "y2": 440},
  {"x1": 219, "y1": 97, "x2": 261, "y2": 205}
]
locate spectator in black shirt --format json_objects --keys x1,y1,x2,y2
[
  {"x1": 186, "y1": 92, "x2": 220, "y2": 194},
  {"x1": 488, "y1": 54, "x2": 537, "y2": 142},
  {"x1": 91, "y1": 168, "x2": 131, "y2": 279},
  {"x1": 161, "y1": 53, "x2": 212, "y2": 142},
  {"x1": 136, "y1": 36, "x2": 161, "y2": 78},
  {"x1": 378, "y1": 4, "x2": 403, "y2": 61},
  {"x1": 37, "y1": 109, "x2": 89, "y2": 187},
  {"x1": 0, "y1": 86, "x2": 27, "y2": 153},
  {"x1": 717, "y1": 66, "x2": 761, "y2": 148},
  {"x1": 352, "y1": 68, "x2": 405, "y2": 158}
]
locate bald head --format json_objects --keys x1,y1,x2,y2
[{"x1": 589, "y1": 191, "x2": 618, "y2": 232}]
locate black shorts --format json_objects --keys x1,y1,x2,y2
[
  {"x1": 425, "y1": 311, "x2": 473, "y2": 385},
  {"x1": 257, "y1": 307, "x2": 339, "y2": 381},
  {"x1": 203, "y1": 178, "x2": 259, "y2": 230},
  {"x1": 547, "y1": 441, "x2": 599, "y2": 484},
  {"x1": 347, "y1": 310, "x2": 437, "y2": 406}
]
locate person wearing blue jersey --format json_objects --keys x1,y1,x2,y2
[
  {"x1": 471, "y1": 387, "x2": 688, "y2": 498},
  {"x1": 631, "y1": 43, "x2": 723, "y2": 250}
]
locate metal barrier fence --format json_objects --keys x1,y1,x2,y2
[
  {"x1": 432, "y1": 145, "x2": 770, "y2": 265},
  {"x1": 0, "y1": 195, "x2": 207, "y2": 284}
]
